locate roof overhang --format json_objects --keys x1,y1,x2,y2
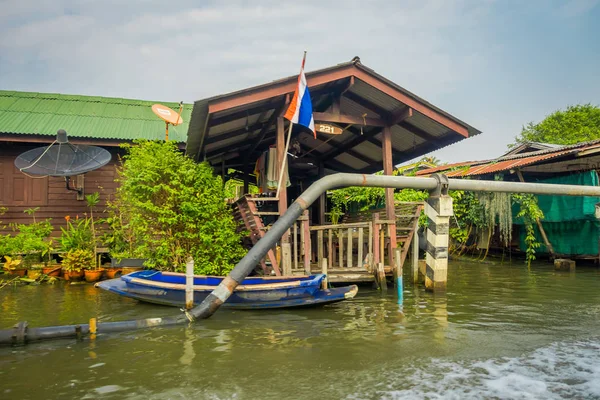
[{"x1": 186, "y1": 58, "x2": 480, "y2": 178}]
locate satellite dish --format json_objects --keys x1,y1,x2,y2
[
  {"x1": 152, "y1": 103, "x2": 183, "y2": 141},
  {"x1": 15, "y1": 129, "x2": 111, "y2": 195}
]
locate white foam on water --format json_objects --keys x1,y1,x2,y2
[
  {"x1": 351, "y1": 338, "x2": 600, "y2": 400},
  {"x1": 93, "y1": 385, "x2": 122, "y2": 395}
]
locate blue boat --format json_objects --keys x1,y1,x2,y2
[{"x1": 96, "y1": 270, "x2": 358, "y2": 309}]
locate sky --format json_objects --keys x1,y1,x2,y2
[{"x1": 1, "y1": 0, "x2": 599, "y2": 164}]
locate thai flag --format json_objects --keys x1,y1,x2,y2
[{"x1": 284, "y1": 53, "x2": 315, "y2": 138}]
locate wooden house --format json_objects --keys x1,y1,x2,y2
[{"x1": 0, "y1": 90, "x2": 192, "y2": 235}]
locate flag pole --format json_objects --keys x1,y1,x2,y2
[
  {"x1": 275, "y1": 120, "x2": 293, "y2": 199},
  {"x1": 276, "y1": 51, "x2": 307, "y2": 200}
]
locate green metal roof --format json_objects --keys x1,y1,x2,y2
[{"x1": 0, "y1": 91, "x2": 193, "y2": 143}]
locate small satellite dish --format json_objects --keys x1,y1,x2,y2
[
  {"x1": 152, "y1": 103, "x2": 183, "y2": 141},
  {"x1": 15, "y1": 129, "x2": 111, "y2": 196}
]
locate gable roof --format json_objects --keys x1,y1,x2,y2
[
  {"x1": 502, "y1": 141, "x2": 562, "y2": 157},
  {"x1": 0, "y1": 90, "x2": 193, "y2": 143},
  {"x1": 186, "y1": 57, "x2": 480, "y2": 176}
]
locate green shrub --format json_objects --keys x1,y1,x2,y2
[{"x1": 115, "y1": 140, "x2": 246, "y2": 275}]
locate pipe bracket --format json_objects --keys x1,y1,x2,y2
[{"x1": 11, "y1": 321, "x2": 28, "y2": 346}]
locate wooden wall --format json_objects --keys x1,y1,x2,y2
[{"x1": 0, "y1": 143, "x2": 121, "y2": 237}]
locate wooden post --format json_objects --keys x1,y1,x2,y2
[
  {"x1": 347, "y1": 228, "x2": 352, "y2": 268},
  {"x1": 318, "y1": 161, "x2": 326, "y2": 225},
  {"x1": 282, "y1": 243, "x2": 292, "y2": 276},
  {"x1": 382, "y1": 125, "x2": 397, "y2": 267},
  {"x1": 321, "y1": 258, "x2": 328, "y2": 289},
  {"x1": 368, "y1": 222, "x2": 373, "y2": 270},
  {"x1": 318, "y1": 230, "x2": 324, "y2": 266},
  {"x1": 516, "y1": 170, "x2": 555, "y2": 258},
  {"x1": 338, "y1": 229, "x2": 344, "y2": 268},
  {"x1": 358, "y1": 227, "x2": 364, "y2": 270},
  {"x1": 185, "y1": 257, "x2": 194, "y2": 310},
  {"x1": 293, "y1": 222, "x2": 298, "y2": 271},
  {"x1": 377, "y1": 262, "x2": 387, "y2": 293},
  {"x1": 276, "y1": 117, "x2": 288, "y2": 241},
  {"x1": 302, "y1": 210, "x2": 311, "y2": 275},
  {"x1": 412, "y1": 227, "x2": 419, "y2": 283},
  {"x1": 328, "y1": 228, "x2": 333, "y2": 270},
  {"x1": 373, "y1": 213, "x2": 380, "y2": 266}
]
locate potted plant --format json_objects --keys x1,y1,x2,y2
[
  {"x1": 2, "y1": 255, "x2": 26, "y2": 276},
  {"x1": 62, "y1": 249, "x2": 94, "y2": 281},
  {"x1": 0, "y1": 208, "x2": 53, "y2": 278},
  {"x1": 60, "y1": 193, "x2": 102, "y2": 281},
  {"x1": 103, "y1": 195, "x2": 146, "y2": 276}
]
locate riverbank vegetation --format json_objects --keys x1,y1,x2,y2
[{"x1": 0, "y1": 140, "x2": 246, "y2": 282}]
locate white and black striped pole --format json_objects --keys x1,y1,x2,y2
[{"x1": 425, "y1": 175, "x2": 453, "y2": 291}]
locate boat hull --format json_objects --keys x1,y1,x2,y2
[{"x1": 96, "y1": 277, "x2": 358, "y2": 309}]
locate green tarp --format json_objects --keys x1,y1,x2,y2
[{"x1": 515, "y1": 171, "x2": 600, "y2": 256}]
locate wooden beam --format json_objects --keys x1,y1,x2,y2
[
  {"x1": 313, "y1": 112, "x2": 385, "y2": 127},
  {"x1": 320, "y1": 126, "x2": 382, "y2": 161},
  {"x1": 388, "y1": 107, "x2": 413, "y2": 125},
  {"x1": 208, "y1": 66, "x2": 356, "y2": 114},
  {"x1": 353, "y1": 70, "x2": 470, "y2": 137},
  {"x1": 313, "y1": 132, "x2": 377, "y2": 165},
  {"x1": 382, "y1": 125, "x2": 397, "y2": 267}
]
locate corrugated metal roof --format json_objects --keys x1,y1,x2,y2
[
  {"x1": 0, "y1": 90, "x2": 193, "y2": 142},
  {"x1": 444, "y1": 150, "x2": 575, "y2": 177}
]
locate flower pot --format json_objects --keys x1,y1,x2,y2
[
  {"x1": 105, "y1": 268, "x2": 122, "y2": 279},
  {"x1": 67, "y1": 270, "x2": 84, "y2": 281},
  {"x1": 42, "y1": 266, "x2": 62, "y2": 277},
  {"x1": 28, "y1": 270, "x2": 42, "y2": 280},
  {"x1": 84, "y1": 270, "x2": 103, "y2": 283},
  {"x1": 10, "y1": 268, "x2": 27, "y2": 277}
]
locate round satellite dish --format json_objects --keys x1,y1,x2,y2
[
  {"x1": 14, "y1": 129, "x2": 112, "y2": 177},
  {"x1": 152, "y1": 104, "x2": 183, "y2": 126}
]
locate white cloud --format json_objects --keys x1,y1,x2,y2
[{"x1": 1, "y1": 0, "x2": 598, "y2": 163}]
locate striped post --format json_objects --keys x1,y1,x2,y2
[{"x1": 425, "y1": 175, "x2": 453, "y2": 291}]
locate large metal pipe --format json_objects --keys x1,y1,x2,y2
[
  {"x1": 3, "y1": 173, "x2": 600, "y2": 346},
  {"x1": 188, "y1": 173, "x2": 600, "y2": 320}
]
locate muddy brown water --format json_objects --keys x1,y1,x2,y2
[{"x1": 2, "y1": 260, "x2": 600, "y2": 399}]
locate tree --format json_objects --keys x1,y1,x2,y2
[
  {"x1": 513, "y1": 104, "x2": 600, "y2": 146},
  {"x1": 115, "y1": 141, "x2": 246, "y2": 275}
]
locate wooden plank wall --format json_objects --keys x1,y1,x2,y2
[{"x1": 0, "y1": 143, "x2": 121, "y2": 237}]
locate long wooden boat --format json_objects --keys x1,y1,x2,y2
[{"x1": 96, "y1": 270, "x2": 358, "y2": 309}]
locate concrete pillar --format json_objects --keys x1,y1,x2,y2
[{"x1": 425, "y1": 175, "x2": 453, "y2": 291}]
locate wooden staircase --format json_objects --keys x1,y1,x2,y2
[{"x1": 231, "y1": 195, "x2": 281, "y2": 276}]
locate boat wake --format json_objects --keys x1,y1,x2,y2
[{"x1": 357, "y1": 338, "x2": 600, "y2": 400}]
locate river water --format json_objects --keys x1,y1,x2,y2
[{"x1": 2, "y1": 260, "x2": 600, "y2": 399}]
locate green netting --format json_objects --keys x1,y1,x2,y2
[
  {"x1": 515, "y1": 171, "x2": 600, "y2": 255},
  {"x1": 518, "y1": 221, "x2": 600, "y2": 256}
]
